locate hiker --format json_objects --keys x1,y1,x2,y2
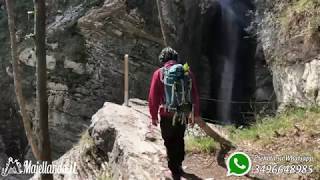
[{"x1": 148, "y1": 47, "x2": 200, "y2": 179}]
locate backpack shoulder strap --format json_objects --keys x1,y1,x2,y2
[{"x1": 160, "y1": 67, "x2": 165, "y2": 83}]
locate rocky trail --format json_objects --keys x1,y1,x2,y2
[
  {"x1": 183, "y1": 153, "x2": 250, "y2": 180},
  {"x1": 27, "y1": 99, "x2": 245, "y2": 180}
]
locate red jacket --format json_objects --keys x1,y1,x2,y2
[{"x1": 148, "y1": 60, "x2": 200, "y2": 121}]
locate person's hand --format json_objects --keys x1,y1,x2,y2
[
  {"x1": 146, "y1": 121, "x2": 156, "y2": 142},
  {"x1": 188, "y1": 113, "x2": 195, "y2": 128},
  {"x1": 151, "y1": 118, "x2": 159, "y2": 126},
  {"x1": 194, "y1": 116, "x2": 205, "y2": 128}
]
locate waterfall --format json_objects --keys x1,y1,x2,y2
[{"x1": 217, "y1": 0, "x2": 239, "y2": 124}]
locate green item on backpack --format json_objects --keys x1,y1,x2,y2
[{"x1": 161, "y1": 63, "x2": 193, "y2": 125}]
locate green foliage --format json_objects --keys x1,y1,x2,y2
[
  {"x1": 228, "y1": 106, "x2": 320, "y2": 177},
  {"x1": 97, "y1": 171, "x2": 112, "y2": 180},
  {"x1": 78, "y1": 131, "x2": 113, "y2": 179},
  {"x1": 78, "y1": 130, "x2": 95, "y2": 152},
  {"x1": 291, "y1": 0, "x2": 320, "y2": 13},
  {"x1": 185, "y1": 136, "x2": 218, "y2": 153},
  {"x1": 279, "y1": 0, "x2": 320, "y2": 31},
  {"x1": 312, "y1": 152, "x2": 320, "y2": 175},
  {"x1": 228, "y1": 107, "x2": 320, "y2": 144}
]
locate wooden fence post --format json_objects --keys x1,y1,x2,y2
[{"x1": 124, "y1": 54, "x2": 129, "y2": 106}]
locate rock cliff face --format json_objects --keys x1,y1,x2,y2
[
  {"x1": 1, "y1": 0, "x2": 163, "y2": 159},
  {"x1": 42, "y1": 0, "x2": 161, "y2": 157},
  {"x1": 0, "y1": 136, "x2": 8, "y2": 168},
  {"x1": 255, "y1": 0, "x2": 320, "y2": 109}
]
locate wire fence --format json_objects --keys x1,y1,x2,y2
[
  {"x1": 199, "y1": 97, "x2": 278, "y2": 124},
  {"x1": 200, "y1": 98, "x2": 274, "y2": 104}
]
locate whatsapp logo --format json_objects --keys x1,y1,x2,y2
[{"x1": 227, "y1": 152, "x2": 252, "y2": 176}]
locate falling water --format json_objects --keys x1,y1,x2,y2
[{"x1": 217, "y1": 0, "x2": 239, "y2": 124}]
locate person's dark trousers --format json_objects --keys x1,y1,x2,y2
[{"x1": 160, "y1": 116, "x2": 186, "y2": 178}]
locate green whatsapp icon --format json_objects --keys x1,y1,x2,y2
[{"x1": 227, "y1": 152, "x2": 252, "y2": 176}]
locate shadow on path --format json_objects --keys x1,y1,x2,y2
[{"x1": 182, "y1": 172, "x2": 203, "y2": 180}]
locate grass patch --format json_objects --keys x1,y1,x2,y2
[
  {"x1": 295, "y1": 150, "x2": 320, "y2": 176},
  {"x1": 185, "y1": 136, "x2": 218, "y2": 153},
  {"x1": 291, "y1": 0, "x2": 319, "y2": 13},
  {"x1": 279, "y1": 0, "x2": 320, "y2": 32},
  {"x1": 280, "y1": 0, "x2": 317, "y2": 15},
  {"x1": 311, "y1": 151, "x2": 320, "y2": 176},
  {"x1": 76, "y1": 131, "x2": 114, "y2": 179},
  {"x1": 226, "y1": 107, "x2": 320, "y2": 177},
  {"x1": 77, "y1": 130, "x2": 95, "y2": 153},
  {"x1": 97, "y1": 171, "x2": 112, "y2": 180},
  {"x1": 228, "y1": 107, "x2": 309, "y2": 144}
]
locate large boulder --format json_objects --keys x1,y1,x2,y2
[
  {"x1": 31, "y1": 99, "x2": 167, "y2": 180},
  {"x1": 89, "y1": 99, "x2": 166, "y2": 179}
]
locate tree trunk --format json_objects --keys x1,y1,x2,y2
[
  {"x1": 5, "y1": 0, "x2": 41, "y2": 160},
  {"x1": 196, "y1": 118, "x2": 236, "y2": 149},
  {"x1": 33, "y1": 0, "x2": 53, "y2": 179}
]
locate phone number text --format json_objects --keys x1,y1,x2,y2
[{"x1": 252, "y1": 164, "x2": 313, "y2": 175}]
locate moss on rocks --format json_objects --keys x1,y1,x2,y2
[
  {"x1": 257, "y1": 0, "x2": 320, "y2": 66},
  {"x1": 280, "y1": 0, "x2": 320, "y2": 35}
]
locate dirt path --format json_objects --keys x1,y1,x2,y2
[
  {"x1": 181, "y1": 126, "x2": 320, "y2": 180},
  {"x1": 183, "y1": 153, "x2": 250, "y2": 180}
]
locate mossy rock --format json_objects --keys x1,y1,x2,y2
[{"x1": 279, "y1": 0, "x2": 320, "y2": 37}]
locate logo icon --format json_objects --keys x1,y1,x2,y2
[
  {"x1": 1, "y1": 157, "x2": 78, "y2": 177},
  {"x1": 227, "y1": 152, "x2": 252, "y2": 176},
  {"x1": 1, "y1": 157, "x2": 23, "y2": 176}
]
